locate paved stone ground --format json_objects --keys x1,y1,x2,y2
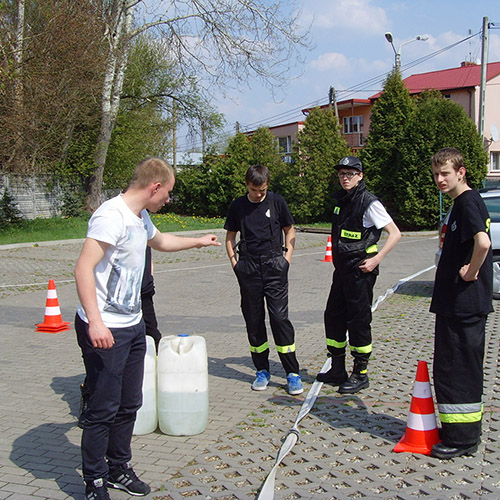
[{"x1": 0, "y1": 231, "x2": 499, "y2": 499}]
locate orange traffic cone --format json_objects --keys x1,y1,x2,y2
[
  {"x1": 393, "y1": 360, "x2": 440, "y2": 455},
  {"x1": 36, "y1": 280, "x2": 71, "y2": 333},
  {"x1": 321, "y1": 236, "x2": 333, "y2": 262}
]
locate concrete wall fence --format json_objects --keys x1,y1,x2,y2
[{"x1": 0, "y1": 174, "x2": 63, "y2": 220}]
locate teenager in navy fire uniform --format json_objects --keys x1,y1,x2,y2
[
  {"x1": 317, "y1": 156, "x2": 401, "y2": 394},
  {"x1": 430, "y1": 147, "x2": 493, "y2": 459}
]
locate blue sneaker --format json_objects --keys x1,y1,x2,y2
[
  {"x1": 287, "y1": 373, "x2": 303, "y2": 395},
  {"x1": 252, "y1": 370, "x2": 271, "y2": 391}
]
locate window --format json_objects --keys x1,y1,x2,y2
[
  {"x1": 343, "y1": 115, "x2": 364, "y2": 134},
  {"x1": 278, "y1": 136, "x2": 292, "y2": 154},
  {"x1": 491, "y1": 152, "x2": 500, "y2": 172}
]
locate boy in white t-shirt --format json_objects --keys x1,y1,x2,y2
[
  {"x1": 74, "y1": 157, "x2": 220, "y2": 500},
  {"x1": 316, "y1": 156, "x2": 401, "y2": 394}
]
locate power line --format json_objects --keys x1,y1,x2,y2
[{"x1": 177, "y1": 29, "x2": 483, "y2": 153}]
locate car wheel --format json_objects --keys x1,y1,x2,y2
[{"x1": 493, "y1": 255, "x2": 500, "y2": 300}]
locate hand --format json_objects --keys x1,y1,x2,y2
[
  {"x1": 197, "y1": 234, "x2": 222, "y2": 247},
  {"x1": 359, "y1": 256, "x2": 379, "y2": 273},
  {"x1": 459, "y1": 263, "x2": 478, "y2": 282},
  {"x1": 88, "y1": 321, "x2": 115, "y2": 349}
]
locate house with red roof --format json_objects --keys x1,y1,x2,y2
[{"x1": 259, "y1": 61, "x2": 500, "y2": 180}]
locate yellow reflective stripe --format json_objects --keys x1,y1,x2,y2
[
  {"x1": 486, "y1": 217, "x2": 491, "y2": 233},
  {"x1": 340, "y1": 229, "x2": 361, "y2": 240},
  {"x1": 366, "y1": 244, "x2": 378, "y2": 254},
  {"x1": 334, "y1": 206, "x2": 340, "y2": 215},
  {"x1": 349, "y1": 344, "x2": 372, "y2": 354},
  {"x1": 250, "y1": 342, "x2": 269, "y2": 354},
  {"x1": 326, "y1": 339, "x2": 347, "y2": 349},
  {"x1": 276, "y1": 343, "x2": 296, "y2": 354},
  {"x1": 439, "y1": 410, "x2": 483, "y2": 424},
  {"x1": 439, "y1": 403, "x2": 483, "y2": 424}
]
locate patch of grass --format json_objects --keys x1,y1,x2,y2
[{"x1": 0, "y1": 213, "x2": 225, "y2": 245}]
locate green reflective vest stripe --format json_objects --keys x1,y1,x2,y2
[
  {"x1": 349, "y1": 343, "x2": 372, "y2": 354},
  {"x1": 340, "y1": 229, "x2": 361, "y2": 240},
  {"x1": 366, "y1": 244, "x2": 378, "y2": 254},
  {"x1": 326, "y1": 339, "x2": 347, "y2": 349},
  {"x1": 276, "y1": 343, "x2": 296, "y2": 354},
  {"x1": 334, "y1": 206, "x2": 340, "y2": 215},
  {"x1": 438, "y1": 403, "x2": 483, "y2": 424},
  {"x1": 250, "y1": 342, "x2": 269, "y2": 354}
]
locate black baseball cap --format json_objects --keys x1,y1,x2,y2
[{"x1": 335, "y1": 156, "x2": 363, "y2": 172}]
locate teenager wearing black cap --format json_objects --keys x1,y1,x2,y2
[{"x1": 317, "y1": 156, "x2": 401, "y2": 394}]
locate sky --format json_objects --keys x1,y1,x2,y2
[{"x1": 176, "y1": 0, "x2": 500, "y2": 155}]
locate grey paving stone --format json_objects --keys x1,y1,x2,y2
[{"x1": 1, "y1": 232, "x2": 499, "y2": 499}]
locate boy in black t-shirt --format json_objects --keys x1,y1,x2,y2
[
  {"x1": 224, "y1": 165, "x2": 303, "y2": 395},
  {"x1": 430, "y1": 148, "x2": 493, "y2": 459}
]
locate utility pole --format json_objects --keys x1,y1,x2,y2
[
  {"x1": 478, "y1": 16, "x2": 489, "y2": 140},
  {"x1": 329, "y1": 87, "x2": 341, "y2": 136}
]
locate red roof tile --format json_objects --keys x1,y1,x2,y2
[{"x1": 370, "y1": 61, "x2": 500, "y2": 99}]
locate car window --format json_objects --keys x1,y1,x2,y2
[{"x1": 483, "y1": 196, "x2": 500, "y2": 223}]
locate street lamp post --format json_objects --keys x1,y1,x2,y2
[{"x1": 385, "y1": 32, "x2": 429, "y2": 71}]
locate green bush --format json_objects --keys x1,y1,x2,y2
[{"x1": 0, "y1": 187, "x2": 24, "y2": 225}]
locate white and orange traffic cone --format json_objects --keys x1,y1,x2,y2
[
  {"x1": 321, "y1": 236, "x2": 333, "y2": 262},
  {"x1": 36, "y1": 280, "x2": 71, "y2": 333},
  {"x1": 393, "y1": 360, "x2": 440, "y2": 455}
]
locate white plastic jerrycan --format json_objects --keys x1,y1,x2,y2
[
  {"x1": 133, "y1": 335, "x2": 158, "y2": 435},
  {"x1": 157, "y1": 334, "x2": 208, "y2": 436}
]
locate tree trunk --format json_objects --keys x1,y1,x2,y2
[
  {"x1": 11, "y1": 0, "x2": 25, "y2": 169},
  {"x1": 87, "y1": 1, "x2": 133, "y2": 212}
]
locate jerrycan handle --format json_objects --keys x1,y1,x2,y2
[{"x1": 177, "y1": 334, "x2": 189, "y2": 355}]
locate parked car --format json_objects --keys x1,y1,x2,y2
[{"x1": 435, "y1": 189, "x2": 500, "y2": 300}]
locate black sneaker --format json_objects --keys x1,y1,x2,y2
[
  {"x1": 85, "y1": 478, "x2": 111, "y2": 500},
  {"x1": 78, "y1": 382, "x2": 90, "y2": 429},
  {"x1": 107, "y1": 461, "x2": 151, "y2": 496}
]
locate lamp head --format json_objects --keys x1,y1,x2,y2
[{"x1": 385, "y1": 32, "x2": 394, "y2": 43}]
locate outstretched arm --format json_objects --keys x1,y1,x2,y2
[{"x1": 148, "y1": 231, "x2": 221, "y2": 252}]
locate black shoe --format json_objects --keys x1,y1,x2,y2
[
  {"x1": 339, "y1": 373, "x2": 369, "y2": 394},
  {"x1": 85, "y1": 478, "x2": 111, "y2": 500},
  {"x1": 431, "y1": 441, "x2": 479, "y2": 459},
  {"x1": 78, "y1": 383, "x2": 90, "y2": 429},
  {"x1": 108, "y1": 461, "x2": 151, "y2": 496},
  {"x1": 316, "y1": 367, "x2": 348, "y2": 385}
]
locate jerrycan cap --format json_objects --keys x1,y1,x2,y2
[{"x1": 178, "y1": 333, "x2": 189, "y2": 337}]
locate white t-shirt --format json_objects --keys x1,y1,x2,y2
[
  {"x1": 363, "y1": 200, "x2": 393, "y2": 229},
  {"x1": 77, "y1": 195, "x2": 157, "y2": 328}
]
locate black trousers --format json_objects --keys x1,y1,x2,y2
[
  {"x1": 324, "y1": 268, "x2": 376, "y2": 361},
  {"x1": 75, "y1": 314, "x2": 146, "y2": 481},
  {"x1": 234, "y1": 253, "x2": 299, "y2": 375},
  {"x1": 433, "y1": 314, "x2": 486, "y2": 446}
]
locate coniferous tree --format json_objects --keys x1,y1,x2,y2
[
  {"x1": 278, "y1": 107, "x2": 349, "y2": 223},
  {"x1": 248, "y1": 127, "x2": 282, "y2": 173},
  {"x1": 397, "y1": 91, "x2": 488, "y2": 229},
  {"x1": 360, "y1": 71, "x2": 415, "y2": 217}
]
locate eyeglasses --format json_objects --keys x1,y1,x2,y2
[{"x1": 337, "y1": 172, "x2": 359, "y2": 179}]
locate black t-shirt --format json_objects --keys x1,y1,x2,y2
[
  {"x1": 224, "y1": 192, "x2": 294, "y2": 254},
  {"x1": 430, "y1": 189, "x2": 493, "y2": 318}
]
